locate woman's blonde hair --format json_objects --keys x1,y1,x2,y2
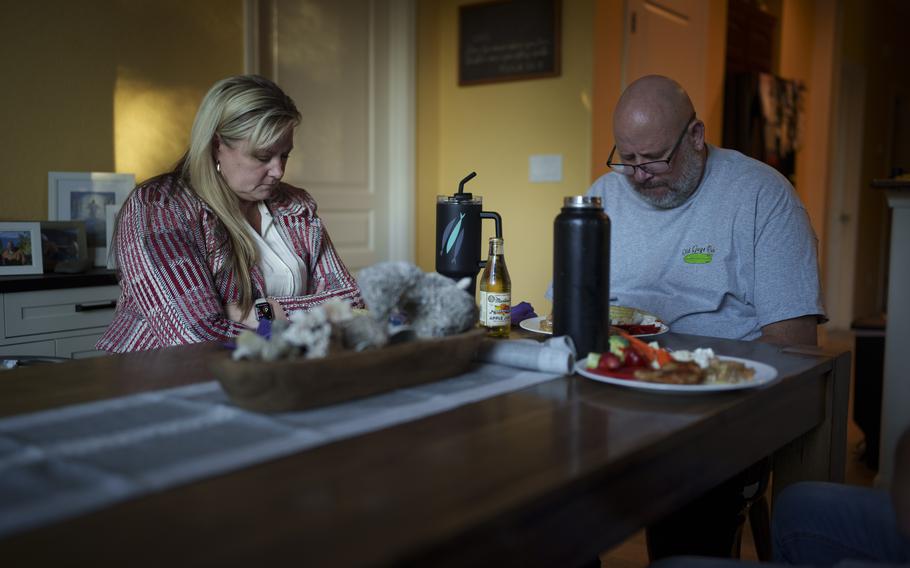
[{"x1": 182, "y1": 74, "x2": 301, "y2": 316}]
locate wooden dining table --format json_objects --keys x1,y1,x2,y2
[{"x1": 0, "y1": 331, "x2": 849, "y2": 567}]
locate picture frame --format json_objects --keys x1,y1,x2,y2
[
  {"x1": 104, "y1": 203, "x2": 122, "y2": 270},
  {"x1": 0, "y1": 222, "x2": 44, "y2": 276},
  {"x1": 39, "y1": 220, "x2": 88, "y2": 273},
  {"x1": 459, "y1": 0, "x2": 562, "y2": 86},
  {"x1": 48, "y1": 172, "x2": 135, "y2": 267}
]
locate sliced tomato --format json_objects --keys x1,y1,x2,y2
[
  {"x1": 598, "y1": 352, "x2": 622, "y2": 371},
  {"x1": 625, "y1": 349, "x2": 645, "y2": 368}
]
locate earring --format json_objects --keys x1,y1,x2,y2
[{"x1": 216, "y1": 161, "x2": 221, "y2": 173}]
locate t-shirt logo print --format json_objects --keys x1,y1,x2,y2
[{"x1": 682, "y1": 244, "x2": 716, "y2": 264}]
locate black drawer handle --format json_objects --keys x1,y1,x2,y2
[{"x1": 75, "y1": 300, "x2": 117, "y2": 312}]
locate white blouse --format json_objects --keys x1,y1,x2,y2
[{"x1": 247, "y1": 201, "x2": 308, "y2": 296}]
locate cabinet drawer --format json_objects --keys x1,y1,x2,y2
[
  {"x1": 0, "y1": 340, "x2": 56, "y2": 357},
  {"x1": 56, "y1": 334, "x2": 108, "y2": 359},
  {"x1": 4, "y1": 286, "x2": 120, "y2": 338}
]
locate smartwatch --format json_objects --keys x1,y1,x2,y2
[{"x1": 254, "y1": 298, "x2": 274, "y2": 321}]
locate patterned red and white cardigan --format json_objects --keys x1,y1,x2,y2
[{"x1": 97, "y1": 173, "x2": 363, "y2": 353}]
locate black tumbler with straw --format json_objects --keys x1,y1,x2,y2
[{"x1": 435, "y1": 172, "x2": 502, "y2": 294}]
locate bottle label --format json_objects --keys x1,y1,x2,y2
[{"x1": 480, "y1": 292, "x2": 511, "y2": 327}]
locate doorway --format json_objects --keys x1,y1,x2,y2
[
  {"x1": 244, "y1": 0, "x2": 416, "y2": 270},
  {"x1": 623, "y1": 0, "x2": 709, "y2": 114}
]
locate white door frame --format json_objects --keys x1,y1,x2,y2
[
  {"x1": 383, "y1": 0, "x2": 416, "y2": 262},
  {"x1": 824, "y1": 61, "x2": 865, "y2": 331},
  {"x1": 242, "y1": 0, "x2": 415, "y2": 264}
]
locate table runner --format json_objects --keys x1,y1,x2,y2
[{"x1": 0, "y1": 362, "x2": 563, "y2": 538}]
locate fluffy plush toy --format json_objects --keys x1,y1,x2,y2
[
  {"x1": 357, "y1": 261, "x2": 423, "y2": 323},
  {"x1": 231, "y1": 263, "x2": 477, "y2": 361},
  {"x1": 357, "y1": 261, "x2": 477, "y2": 338}
]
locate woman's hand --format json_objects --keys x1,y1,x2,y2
[
  {"x1": 225, "y1": 303, "x2": 258, "y2": 329},
  {"x1": 269, "y1": 298, "x2": 288, "y2": 320}
]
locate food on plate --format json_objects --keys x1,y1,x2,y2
[
  {"x1": 617, "y1": 323, "x2": 663, "y2": 335},
  {"x1": 614, "y1": 328, "x2": 673, "y2": 367},
  {"x1": 634, "y1": 361, "x2": 703, "y2": 384},
  {"x1": 584, "y1": 332, "x2": 667, "y2": 373},
  {"x1": 609, "y1": 306, "x2": 664, "y2": 335},
  {"x1": 538, "y1": 307, "x2": 665, "y2": 336},
  {"x1": 583, "y1": 333, "x2": 756, "y2": 385},
  {"x1": 704, "y1": 358, "x2": 755, "y2": 384}
]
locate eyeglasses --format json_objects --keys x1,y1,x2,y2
[{"x1": 606, "y1": 112, "x2": 696, "y2": 176}]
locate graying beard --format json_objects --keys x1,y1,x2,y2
[{"x1": 635, "y1": 147, "x2": 702, "y2": 209}]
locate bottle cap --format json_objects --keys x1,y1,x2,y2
[{"x1": 562, "y1": 195, "x2": 602, "y2": 208}]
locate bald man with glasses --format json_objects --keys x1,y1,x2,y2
[
  {"x1": 580, "y1": 75, "x2": 826, "y2": 562},
  {"x1": 593, "y1": 74, "x2": 824, "y2": 346}
]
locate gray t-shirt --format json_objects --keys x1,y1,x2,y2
[{"x1": 554, "y1": 145, "x2": 825, "y2": 340}]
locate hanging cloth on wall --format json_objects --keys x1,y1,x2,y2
[
  {"x1": 758, "y1": 73, "x2": 805, "y2": 179},
  {"x1": 723, "y1": 71, "x2": 805, "y2": 181},
  {"x1": 723, "y1": 72, "x2": 764, "y2": 162}
]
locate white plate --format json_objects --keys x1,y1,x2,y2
[
  {"x1": 519, "y1": 316, "x2": 669, "y2": 338},
  {"x1": 519, "y1": 316, "x2": 552, "y2": 335},
  {"x1": 574, "y1": 356, "x2": 779, "y2": 393}
]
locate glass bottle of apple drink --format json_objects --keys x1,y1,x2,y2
[{"x1": 479, "y1": 237, "x2": 511, "y2": 338}]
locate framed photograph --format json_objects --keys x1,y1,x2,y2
[
  {"x1": 104, "y1": 203, "x2": 122, "y2": 270},
  {"x1": 0, "y1": 222, "x2": 43, "y2": 276},
  {"x1": 39, "y1": 220, "x2": 88, "y2": 272},
  {"x1": 48, "y1": 172, "x2": 135, "y2": 267}
]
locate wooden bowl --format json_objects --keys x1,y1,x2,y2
[{"x1": 211, "y1": 328, "x2": 486, "y2": 413}]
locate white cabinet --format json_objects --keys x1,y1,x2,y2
[
  {"x1": 0, "y1": 340, "x2": 56, "y2": 358},
  {"x1": 55, "y1": 334, "x2": 111, "y2": 359},
  {"x1": 0, "y1": 285, "x2": 119, "y2": 359}
]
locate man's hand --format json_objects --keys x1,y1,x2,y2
[{"x1": 758, "y1": 315, "x2": 818, "y2": 346}]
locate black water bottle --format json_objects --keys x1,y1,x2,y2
[{"x1": 553, "y1": 196, "x2": 610, "y2": 358}]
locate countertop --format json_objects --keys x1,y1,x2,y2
[{"x1": 0, "y1": 269, "x2": 118, "y2": 293}]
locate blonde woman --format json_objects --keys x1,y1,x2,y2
[{"x1": 98, "y1": 75, "x2": 362, "y2": 352}]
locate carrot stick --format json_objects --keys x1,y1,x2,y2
[{"x1": 615, "y1": 328, "x2": 672, "y2": 367}]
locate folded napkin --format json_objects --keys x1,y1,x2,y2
[
  {"x1": 510, "y1": 301, "x2": 537, "y2": 325},
  {"x1": 476, "y1": 335, "x2": 577, "y2": 375}
]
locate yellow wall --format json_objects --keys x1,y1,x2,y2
[
  {"x1": 703, "y1": 0, "x2": 729, "y2": 148},
  {"x1": 417, "y1": 0, "x2": 595, "y2": 313},
  {"x1": 0, "y1": 1, "x2": 244, "y2": 221},
  {"x1": 778, "y1": 0, "x2": 839, "y2": 273},
  {"x1": 590, "y1": 0, "x2": 625, "y2": 181}
]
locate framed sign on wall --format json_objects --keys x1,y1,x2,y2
[{"x1": 459, "y1": 0, "x2": 561, "y2": 86}]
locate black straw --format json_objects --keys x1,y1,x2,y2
[{"x1": 457, "y1": 171, "x2": 477, "y2": 194}]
